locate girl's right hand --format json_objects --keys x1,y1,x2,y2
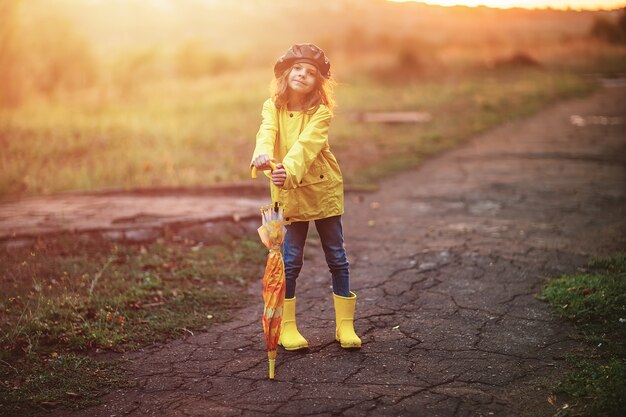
[
  {"x1": 271, "y1": 163, "x2": 286, "y2": 188},
  {"x1": 252, "y1": 154, "x2": 274, "y2": 170}
]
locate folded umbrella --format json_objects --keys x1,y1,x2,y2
[{"x1": 252, "y1": 161, "x2": 286, "y2": 379}]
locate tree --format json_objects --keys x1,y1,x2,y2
[
  {"x1": 617, "y1": 8, "x2": 626, "y2": 35},
  {"x1": 590, "y1": 9, "x2": 626, "y2": 45}
]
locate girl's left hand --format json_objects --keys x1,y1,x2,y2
[{"x1": 271, "y1": 163, "x2": 287, "y2": 187}]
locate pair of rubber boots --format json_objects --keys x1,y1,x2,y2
[{"x1": 278, "y1": 292, "x2": 361, "y2": 350}]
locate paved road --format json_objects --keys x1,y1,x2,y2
[
  {"x1": 0, "y1": 188, "x2": 267, "y2": 244},
  {"x1": 51, "y1": 85, "x2": 625, "y2": 417}
]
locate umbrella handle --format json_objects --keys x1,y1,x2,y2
[{"x1": 251, "y1": 161, "x2": 278, "y2": 179}]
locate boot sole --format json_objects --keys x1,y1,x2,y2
[
  {"x1": 278, "y1": 341, "x2": 309, "y2": 351},
  {"x1": 336, "y1": 337, "x2": 361, "y2": 349},
  {"x1": 283, "y1": 345, "x2": 309, "y2": 351}
]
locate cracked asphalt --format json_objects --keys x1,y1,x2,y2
[{"x1": 49, "y1": 84, "x2": 625, "y2": 417}]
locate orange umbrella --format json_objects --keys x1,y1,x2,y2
[{"x1": 252, "y1": 163, "x2": 286, "y2": 380}]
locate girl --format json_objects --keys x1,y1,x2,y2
[{"x1": 251, "y1": 44, "x2": 361, "y2": 350}]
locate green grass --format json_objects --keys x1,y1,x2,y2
[
  {"x1": 1, "y1": 354, "x2": 127, "y2": 416},
  {"x1": 541, "y1": 253, "x2": 626, "y2": 417},
  {"x1": 0, "y1": 234, "x2": 266, "y2": 415},
  {"x1": 0, "y1": 63, "x2": 603, "y2": 198},
  {"x1": 556, "y1": 356, "x2": 626, "y2": 417}
]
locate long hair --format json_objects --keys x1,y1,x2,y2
[{"x1": 271, "y1": 66, "x2": 336, "y2": 114}]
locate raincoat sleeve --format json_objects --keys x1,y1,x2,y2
[
  {"x1": 281, "y1": 105, "x2": 332, "y2": 190},
  {"x1": 251, "y1": 99, "x2": 278, "y2": 172}
]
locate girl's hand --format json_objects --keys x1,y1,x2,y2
[
  {"x1": 252, "y1": 154, "x2": 274, "y2": 170},
  {"x1": 271, "y1": 163, "x2": 287, "y2": 187}
]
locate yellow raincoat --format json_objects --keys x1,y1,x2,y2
[{"x1": 252, "y1": 98, "x2": 344, "y2": 223}]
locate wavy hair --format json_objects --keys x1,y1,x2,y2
[{"x1": 271, "y1": 66, "x2": 336, "y2": 114}]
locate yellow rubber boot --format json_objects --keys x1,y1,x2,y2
[
  {"x1": 333, "y1": 291, "x2": 362, "y2": 348},
  {"x1": 278, "y1": 297, "x2": 308, "y2": 350}
]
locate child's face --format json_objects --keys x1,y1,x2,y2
[{"x1": 287, "y1": 63, "x2": 317, "y2": 96}]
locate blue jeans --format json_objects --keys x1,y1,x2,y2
[{"x1": 283, "y1": 215, "x2": 350, "y2": 298}]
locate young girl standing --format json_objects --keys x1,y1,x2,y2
[{"x1": 251, "y1": 44, "x2": 361, "y2": 350}]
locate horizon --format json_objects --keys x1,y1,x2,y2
[{"x1": 389, "y1": 0, "x2": 626, "y2": 10}]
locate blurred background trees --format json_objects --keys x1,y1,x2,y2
[
  {"x1": 0, "y1": 0, "x2": 97, "y2": 107},
  {"x1": 0, "y1": 0, "x2": 624, "y2": 109},
  {"x1": 590, "y1": 7, "x2": 626, "y2": 44},
  {"x1": 0, "y1": 0, "x2": 22, "y2": 107}
]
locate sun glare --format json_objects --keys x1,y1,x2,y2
[{"x1": 389, "y1": 0, "x2": 625, "y2": 10}]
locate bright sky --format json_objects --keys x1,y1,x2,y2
[{"x1": 389, "y1": 0, "x2": 626, "y2": 9}]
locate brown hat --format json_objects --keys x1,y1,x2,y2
[{"x1": 274, "y1": 44, "x2": 331, "y2": 79}]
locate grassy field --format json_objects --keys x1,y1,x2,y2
[
  {"x1": 541, "y1": 254, "x2": 626, "y2": 417},
  {"x1": 2, "y1": 10, "x2": 625, "y2": 199},
  {"x1": 0, "y1": 234, "x2": 265, "y2": 415},
  {"x1": 0, "y1": 65, "x2": 602, "y2": 198},
  {"x1": 2, "y1": 0, "x2": 625, "y2": 198}
]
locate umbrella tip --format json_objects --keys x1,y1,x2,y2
[{"x1": 269, "y1": 359, "x2": 275, "y2": 379}]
